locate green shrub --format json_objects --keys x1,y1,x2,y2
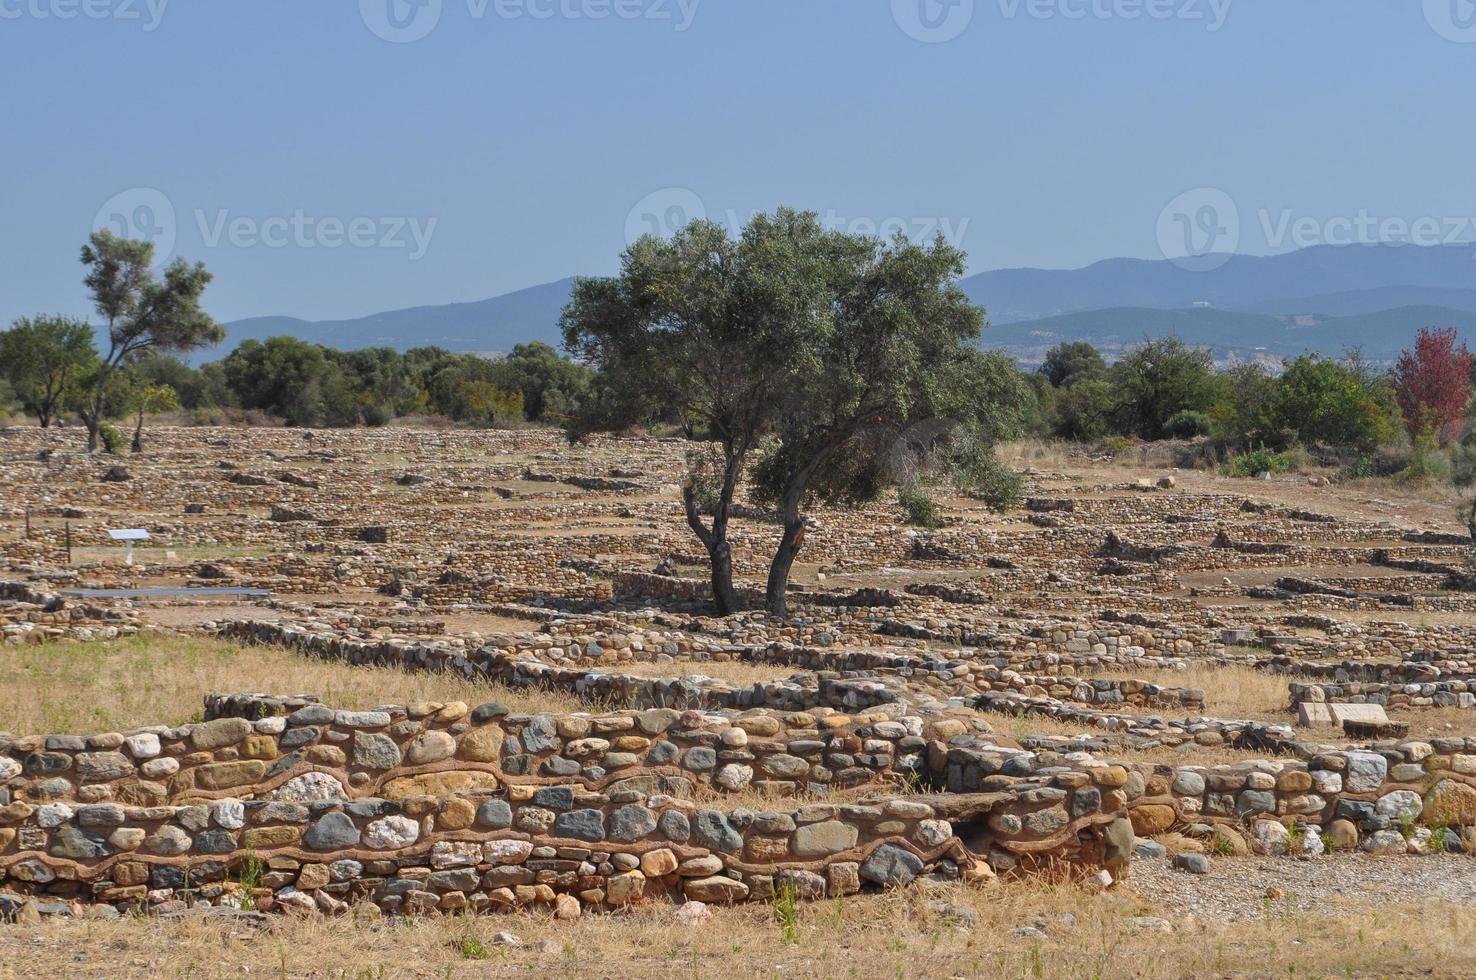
[
  {"x1": 1222, "y1": 448, "x2": 1298, "y2": 478},
  {"x1": 949, "y1": 437, "x2": 1024, "y2": 511},
  {"x1": 1164, "y1": 409, "x2": 1212, "y2": 439},
  {"x1": 361, "y1": 402, "x2": 396, "y2": 427},
  {"x1": 898, "y1": 486, "x2": 942, "y2": 529},
  {"x1": 970, "y1": 458, "x2": 1024, "y2": 510},
  {"x1": 1396, "y1": 430, "x2": 1450, "y2": 484},
  {"x1": 98, "y1": 422, "x2": 124, "y2": 455},
  {"x1": 1101, "y1": 435, "x2": 1133, "y2": 454},
  {"x1": 1340, "y1": 455, "x2": 1376, "y2": 481}
]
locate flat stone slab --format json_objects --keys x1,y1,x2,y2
[
  {"x1": 1328, "y1": 703, "x2": 1390, "y2": 725},
  {"x1": 1296, "y1": 702, "x2": 1333, "y2": 727},
  {"x1": 1296, "y1": 702, "x2": 1389, "y2": 727}
]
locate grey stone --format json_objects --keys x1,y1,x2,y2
[
  {"x1": 609, "y1": 804, "x2": 657, "y2": 843},
  {"x1": 692, "y1": 810, "x2": 742, "y2": 852},
  {"x1": 659, "y1": 809, "x2": 691, "y2": 843},
  {"x1": 552, "y1": 809, "x2": 605, "y2": 842},
  {"x1": 1173, "y1": 853, "x2": 1210, "y2": 874},
  {"x1": 304, "y1": 812, "x2": 361, "y2": 850},
  {"x1": 683, "y1": 746, "x2": 717, "y2": 771},
  {"x1": 353, "y1": 732, "x2": 402, "y2": 770},
  {"x1": 1345, "y1": 751, "x2": 1389, "y2": 794},
  {"x1": 76, "y1": 752, "x2": 132, "y2": 782},
  {"x1": 522, "y1": 716, "x2": 558, "y2": 753},
  {"x1": 194, "y1": 829, "x2": 238, "y2": 854},
  {"x1": 190, "y1": 718, "x2": 252, "y2": 750},
  {"x1": 532, "y1": 786, "x2": 575, "y2": 811},
  {"x1": 49, "y1": 825, "x2": 112, "y2": 859},
  {"x1": 859, "y1": 844, "x2": 924, "y2": 887},
  {"x1": 647, "y1": 740, "x2": 679, "y2": 764},
  {"x1": 477, "y1": 800, "x2": 513, "y2": 829},
  {"x1": 792, "y1": 820, "x2": 858, "y2": 857}
]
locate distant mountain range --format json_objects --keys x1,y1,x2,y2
[
  {"x1": 224, "y1": 277, "x2": 577, "y2": 357},
  {"x1": 214, "y1": 243, "x2": 1476, "y2": 366}
]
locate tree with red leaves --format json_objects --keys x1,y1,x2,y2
[{"x1": 1392, "y1": 327, "x2": 1474, "y2": 444}]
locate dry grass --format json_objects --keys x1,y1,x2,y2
[
  {"x1": 1, "y1": 879, "x2": 1473, "y2": 978},
  {"x1": 0, "y1": 634, "x2": 589, "y2": 735},
  {"x1": 1098, "y1": 664, "x2": 1294, "y2": 723},
  {"x1": 603, "y1": 658, "x2": 802, "y2": 686},
  {"x1": 994, "y1": 710, "x2": 1280, "y2": 769},
  {"x1": 1387, "y1": 705, "x2": 1476, "y2": 740}
]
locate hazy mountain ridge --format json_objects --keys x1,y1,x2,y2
[{"x1": 212, "y1": 244, "x2": 1476, "y2": 363}]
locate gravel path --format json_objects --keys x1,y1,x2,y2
[{"x1": 1127, "y1": 854, "x2": 1476, "y2": 921}]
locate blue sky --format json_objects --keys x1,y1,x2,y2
[{"x1": 2, "y1": 0, "x2": 1474, "y2": 325}]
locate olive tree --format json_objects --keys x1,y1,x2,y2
[
  {"x1": 78, "y1": 230, "x2": 223, "y2": 451},
  {"x1": 0, "y1": 315, "x2": 96, "y2": 427},
  {"x1": 563, "y1": 207, "x2": 1022, "y2": 616},
  {"x1": 562, "y1": 210, "x2": 832, "y2": 613}
]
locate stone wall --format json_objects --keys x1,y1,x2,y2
[{"x1": 2, "y1": 681, "x2": 1474, "y2": 916}]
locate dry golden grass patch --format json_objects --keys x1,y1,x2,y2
[
  {"x1": 0, "y1": 634, "x2": 588, "y2": 735},
  {"x1": 1098, "y1": 663, "x2": 1294, "y2": 722},
  {"x1": 602, "y1": 658, "x2": 802, "y2": 686},
  {"x1": 1, "y1": 880, "x2": 1473, "y2": 979}
]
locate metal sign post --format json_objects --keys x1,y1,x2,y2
[{"x1": 107, "y1": 528, "x2": 151, "y2": 566}]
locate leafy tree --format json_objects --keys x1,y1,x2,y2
[
  {"x1": 949, "y1": 427, "x2": 1024, "y2": 510},
  {"x1": 751, "y1": 336, "x2": 1023, "y2": 614},
  {"x1": 79, "y1": 230, "x2": 224, "y2": 450},
  {"x1": 1272, "y1": 354, "x2": 1397, "y2": 452},
  {"x1": 0, "y1": 315, "x2": 96, "y2": 427},
  {"x1": 125, "y1": 380, "x2": 180, "y2": 452},
  {"x1": 1039, "y1": 341, "x2": 1107, "y2": 388},
  {"x1": 1393, "y1": 326, "x2": 1473, "y2": 444},
  {"x1": 1109, "y1": 336, "x2": 1216, "y2": 439},
  {"x1": 1163, "y1": 409, "x2": 1212, "y2": 439},
  {"x1": 494, "y1": 342, "x2": 592, "y2": 421},
  {"x1": 1018, "y1": 371, "x2": 1057, "y2": 438},
  {"x1": 1052, "y1": 376, "x2": 1117, "y2": 442},
  {"x1": 565, "y1": 208, "x2": 1022, "y2": 616},
  {"x1": 562, "y1": 210, "x2": 824, "y2": 614},
  {"x1": 1208, "y1": 362, "x2": 1280, "y2": 446}
]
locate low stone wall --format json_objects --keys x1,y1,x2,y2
[
  {"x1": 1290, "y1": 680, "x2": 1476, "y2": 709},
  {"x1": 1, "y1": 784, "x2": 974, "y2": 916},
  {"x1": 3, "y1": 682, "x2": 1475, "y2": 917},
  {"x1": 1, "y1": 691, "x2": 992, "y2": 812},
  {"x1": 1, "y1": 582, "x2": 138, "y2": 645}
]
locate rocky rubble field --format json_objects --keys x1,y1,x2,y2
[{"x1": 2, "y1": 425, "x2": 1476, "y2": 976}]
